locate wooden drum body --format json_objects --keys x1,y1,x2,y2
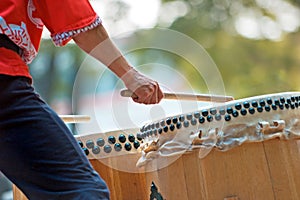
[
  {"x1": 14, "y1": 92, "x2": 300, "y2": 200},
  {"x1": 143, "y1": 140, "x2": 300, "y2": 200},
  {"x1": 137, "y1": 92, "x2": 300, "y2": 200},
  {"x1": 13, "y1": 140, "x2": 300, "y2": 200}
]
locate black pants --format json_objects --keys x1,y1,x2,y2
[{"x1": 0, "y1": 75, "x2": 110, "y2": 199}]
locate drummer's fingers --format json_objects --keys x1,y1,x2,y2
[
  {"x1": 156, "y1": 84, "x2": 164, "y2": 103},
  {"x1": 143, "y1": 86, "x2": 157, "y2": 104},
  {"x1": 145, "y1": 82, "x2": 163, "y2": 104},
  {"x1": 131, "y1": 82, "x2": 163, "y2": 104},
  {"x1": 151, "y1": 82, "x2": 163, "y2": 104},
  {"x1": 131, "y1": 86, "x2": 153, "y2": 104}
]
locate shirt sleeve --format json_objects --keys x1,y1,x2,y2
[{"x1": 33, "y1": 0, "x2": 102, "y2": 46}]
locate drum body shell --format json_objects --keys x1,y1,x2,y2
[
  {"x1": 12, "y1": 139, "x2": 300, "y2": 200},
  {"x1": 135, "y1": 92, "x2": 300, "y2": 200},
  {"x1": 84, "y1": 139, "x2": 300, "y2": 200},
  {"x1": 89, "y1": 155, "x2": 150, "y2": 200},
  {"x1": 143, "y1": 139, "x2": 300, "y2": 200}
]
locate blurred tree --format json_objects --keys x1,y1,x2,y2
[
  {"x1": 30, "y1": 0, "x2": 300, "y2": 110},
  {"x1": 156, "y1": 0, "x2": 300, "y2": 98},
  {"x1": 30, "y1": 40, "x2": 85, "y2": 111}
]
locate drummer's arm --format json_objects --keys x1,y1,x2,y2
[
  {"x1": 73, "y1": 24, "x2": 163, "y2": 104},
  {"x1": 73, "y1": 24, "x2": 130, "y2": 79}
]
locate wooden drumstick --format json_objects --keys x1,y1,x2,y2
[
  {"x1": 59, "y1": 115, "x2": 91, "y2": 123},
  {"x1": 120, "y1": 89, "x2": 234, "y2": 103}
]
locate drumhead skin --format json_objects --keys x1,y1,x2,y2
[{"x1": 137, "y1": 92, "x2": 300, "y2": 167}]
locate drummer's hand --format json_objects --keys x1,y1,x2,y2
[{"x1": 122, "y1": 68, "x2": 164, "y2": 104}]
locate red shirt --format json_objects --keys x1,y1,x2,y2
[{"x1": 0, "y1": 0, "x2": 101, "y2": 78}]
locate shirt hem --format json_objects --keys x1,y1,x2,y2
[{"x1": 51, "y1": 16, "x2": 102, "y2": 46}]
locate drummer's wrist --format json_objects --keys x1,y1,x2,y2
[
  {"x1": 119, "y1": 67, "x2": 139, "y2": 87},
  {"x1": 107, "y1": 57, "x2": 134, "y2": 78}
]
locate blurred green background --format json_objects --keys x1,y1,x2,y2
[{"x1": 30, "y1": 0, "x2": 300, "y2": 117}]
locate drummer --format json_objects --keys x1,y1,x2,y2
[{"x1": 0, "y1": 0, "x2": 163, "y2": 199}]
